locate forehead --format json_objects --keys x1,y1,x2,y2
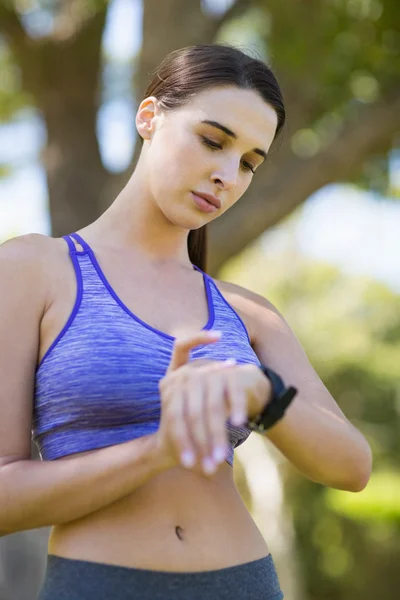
[{"x1": 178, "y1": 85, "x2": 278, "y2": 146}]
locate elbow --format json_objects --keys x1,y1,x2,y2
[
  {"x1": 335, "y1": 444, "x2": 373, "y2": 493},
  {"x1": 348, "y1": 463, "x2": 372, "y2": 493},
  {"x1": 351, "y1": 439, "x2": 373, "y2": 492},
  {"x1": 344, "y1": 471, "x2": 371, "y2": 493},
  {"x1": 319, "y1": 471, "x2": 370, "y2": 493},
  {"x1": 327, "y1": 469, "x2": 371, "y2": 493}
]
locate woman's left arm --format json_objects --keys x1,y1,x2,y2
[{"x1": 223, "y1": 282, "x2": 372, "y2": 492}]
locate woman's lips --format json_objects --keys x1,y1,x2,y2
[{"x1": 191, "y1": 192, "x2": 218, "y2": 213}]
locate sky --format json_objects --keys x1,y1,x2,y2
[{"x1": 0, "y1": 0, "x2": 399, "y2": 295}]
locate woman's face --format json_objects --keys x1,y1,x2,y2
[{"x1": 137, "y1": 85, "x2": 278, "y2": 230}]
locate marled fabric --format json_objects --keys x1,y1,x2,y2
[{"x1": 32, "y1": 232, "x2": 262, "y2": 465}]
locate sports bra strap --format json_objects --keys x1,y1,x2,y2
[
  {"x1": 65, "y1": 232, "x2": 203, "y2": 275},
  {"x1": 70, "y1": 232, "x2": 91, "y2": 252},
  {"x1": 62, "y1": 235, "x2": 78, "y2": 254}
]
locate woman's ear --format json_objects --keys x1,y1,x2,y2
[{"x1": 136, "y1": 96, "x2": 158, "y2": 141}]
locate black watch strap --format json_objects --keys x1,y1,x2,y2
[{"x1": 247, "y1": 365, "x2": 298, "y2": 432}]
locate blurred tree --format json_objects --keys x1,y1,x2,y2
[
  {"x1": 0, "y1": 0, "x2": 399, "y2": 274},
  {"x1": 224, "y1": 243, "x2": 400, "y2": 600},
  {"x1": 1, "y1": 1, "x2": 399, "y2": 598}
]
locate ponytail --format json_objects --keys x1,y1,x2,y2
[{"x1": 188, "y1": 226, "x2": 208, "y2": 272}]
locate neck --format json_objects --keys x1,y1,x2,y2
[{"x1": 84, "y1": 164, "x2": 193, "y2": 269}]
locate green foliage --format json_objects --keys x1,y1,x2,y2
[
  {"x1": 217, "y1": 0, "x2": 400, "y2": 196},
  {"x1": 326, "y1": 470, "x2": 400, "y2": 523},
  {"x1": 0, "y1": 37, "x2": 34, "y2": 121},
  {"x1": 223, "y1": 244, "x2": 400, "y2": 599}
]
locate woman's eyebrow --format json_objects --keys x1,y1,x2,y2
[{"x1": 200, "y1": 119, "x2": 267, "y2": 161}]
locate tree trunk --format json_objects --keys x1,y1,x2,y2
[{"x1": 0, "y1": 1, "x2": 399, "y2": 598}]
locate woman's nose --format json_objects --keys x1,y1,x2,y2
[{"x1": 212, "y1": 161, "x2": 239, "y2": 190}]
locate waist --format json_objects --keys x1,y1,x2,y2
[{"x1": 48, "y1": 462, "x2": 269, "y2": 572}]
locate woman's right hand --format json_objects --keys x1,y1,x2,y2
[{"x1": 154, "y1": 330, "x2": 238, "y2": 476}]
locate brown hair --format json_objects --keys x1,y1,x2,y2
[{"x1": 139, "y1": 43, "x2": 285, "y2": 272}]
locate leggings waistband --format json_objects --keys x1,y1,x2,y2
[{"x1": 37, "y1": 553, "x2": 284, "y2": 600}]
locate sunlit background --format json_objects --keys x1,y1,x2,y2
[
  {"x1": 1, "y1": 0, "x2": 400, "y2": 293},
  {"x1": 1, "y1": 1, "x2": 399, "y2": 600}
]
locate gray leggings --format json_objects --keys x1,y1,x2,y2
[{"x1": 37, "y1": 553, "x2": 284, "y2": 600}]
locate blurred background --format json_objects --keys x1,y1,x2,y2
[{"x1": 0, "y1": 0, "x2": 399, "y2": 598}]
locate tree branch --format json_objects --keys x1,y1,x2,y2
[
  {"x1": 207, "y1": 88, "x2": 400, "y2": 275},
  {"x1": 0, "y1": 1, "x2": 29, "y2": 48},
  {"x1": 205, "y1": 0, "x2": 254, "y2": 40}
]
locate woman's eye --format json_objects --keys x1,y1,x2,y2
[
  {"x1": 242, "y1": 161, "x2": 255, "y2": 173},
  {"x1": 200, "y1": 137, "x2": 255, "y2": 174},
  {"x1": 200, "y1": 136, "x2": 221, "y2": 150}
]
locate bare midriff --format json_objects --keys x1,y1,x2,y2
[
  {"x1": 48, "y1": 448, "x2": 270, "y2": 573},
  {"x1": 40, "y1": 236, "x2": 269, "y2": 572}
]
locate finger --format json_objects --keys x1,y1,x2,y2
[
  {"x1": 181, "y1": 374, "x2": 204, "y2": 469},
  {"x1": 204, "y1": 372, "x2": 229, "y2": 470},
  {"x1": 226, "y1": 375, "x2": 248, "y2": 426},
  {"x1": 181, "y1": 362, "x2": 234, "y2": 473},
  {"x1": 167, "y1": 330, "x2": 222, "y2": 373},
  {"x1": 159, "y1": 357, "x2": 233, "y2": 402},
  {"x1": 185, "y1": 372, "x2": 209, "y2": 465},
  {"x1": 167, "y1": 383, "x2": 196, "y2": 466}
]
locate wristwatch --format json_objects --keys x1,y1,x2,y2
[{"x1": 246, "y1": 364, "x2": 298, "y2": 433}]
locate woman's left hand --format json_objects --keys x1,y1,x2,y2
[
  {"x1": 222, "y1": 361, "x2": 272, "y2": 426},
  {"x1": 189, "y1": 358, "x2": 272, "y2": 426},
  {"x1": 161, "y1": 349, "x2": 273, "y2": 475}
]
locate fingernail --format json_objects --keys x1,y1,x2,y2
[
  {"x1": 231, "y1": 412, "x2": 246, "y2": 426},
  {"x1": 213, "y1": 446, "x2": 227, "y2": 463},
  {"x1": 206, "y1": 330, "x2": 222, "y2": 338},
  {"x1": 223, "y1": 358, "x2": 236, "y2": 367},
  {"x1": 203, "y1": 457, "x2": 216, "y2": 474},
  {"x1": 181, "y1": 451, "x2": 195, "y2": 468}
]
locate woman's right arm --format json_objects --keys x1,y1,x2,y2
[{"x1": 0, "y1": 235, "x2": 173, "y2": 536}]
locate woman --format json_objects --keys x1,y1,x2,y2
[{"x1": 0, "y1": 44, "x2": 372, "y2": 599}]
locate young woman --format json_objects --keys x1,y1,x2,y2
[{"x1": 0, "y1": 44, "x2": 371, "y2": 600}]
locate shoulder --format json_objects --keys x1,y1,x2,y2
[
  {"x1": 0, "y1": 233, "x2": 66, "y2": 305},
  {"x1": 0, "y1": 232, "x2": 67, "y2": 275},
  {"x1": 0, "y1": 232, "x2": 60, "y2": 259},
  {"x1": 212, "y1": 278, "x2": 284, "y2": 347},
  {"x1": 0, "y1": 233, "x2": 50, "y2": 273}
]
